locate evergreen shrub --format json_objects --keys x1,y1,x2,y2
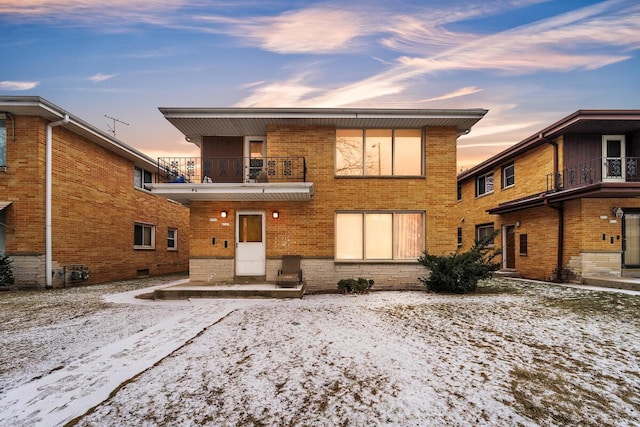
[
  {"x1": 0, "y1": 255, "x2": 15, "y2": 287},
  {"x1": 418, "y1": 232, "x2": 500, "y2": 294},
  {"x1": 337, "y1": 278, "x2": 374, "y2": 294}
]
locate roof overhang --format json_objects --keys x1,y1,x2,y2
[
  {"x1": 158, "y1": 107, "x2": 488, "y2": 146},
  {"x1": 488, "y1": 183, "x2": 640, "y2": 214},
  {"x1": 0, "y1": 96, "x2": 157, "y2": 171},
  {"x1": 459, "y1": 110, "x2": 640, "y2": 182},
  {"x1": 0, "y1": 201, "x2": 12, "y2": 211},
  {"x1": 148, "y1": 182, "x2": 314, "y2": 204}
]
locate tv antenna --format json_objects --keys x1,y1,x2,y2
[{"x1": 105, "y1": 114, "x2": 129, "y2": 137}]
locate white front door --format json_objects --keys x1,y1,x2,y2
[{"x1": 235, "y1": 211, "x2": 266, "y2": 276}]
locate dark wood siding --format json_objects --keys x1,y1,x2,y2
[
  {"x1": 201, "y1": 136, "x2": 244, "y2": 183},
  {"x1": 563, "y1": 134, "x2": 601, "y2": 168}
]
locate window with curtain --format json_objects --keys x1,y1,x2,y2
[
  {"x1": 336, "y1": 211, "x2": 424, "y2": 260},
  {"x1": 336, "y1": 129, "x2": 423, "y2": 176}
]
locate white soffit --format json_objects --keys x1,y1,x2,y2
[{"x1": 148, "y1": 183, "x2": 314, "y2": 203}]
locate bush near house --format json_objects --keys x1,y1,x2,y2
[
  {"x1": 0, "y1": 255, "x2": 15, "y2": 287},
  {"x1": 418, "y1": 232, "x2": 501, "y2": 294},
  {"x1": 337, "y1": 278, "x2": 375, "y2": 294}
]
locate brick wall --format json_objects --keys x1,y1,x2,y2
[
  {"x1": 0, "y1": 115, "x2": 189, "y2": 287},
  {"x1": 189, "y1": 125, "x2": 458, "y2": 290}
]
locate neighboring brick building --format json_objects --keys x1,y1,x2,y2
[
  {"x1": 456, "y1": 110, "x2": 640, "y2": 282},
  {"x1": 150, "y1": 107, "x2": 487, "y2": 292},
  {"x1": 0, "y1": 96, "x2": 189, "y2": 288}
]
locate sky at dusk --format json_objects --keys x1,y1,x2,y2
[{"x1": 1, "y1": 0, "x2": 638, "y2": 170}]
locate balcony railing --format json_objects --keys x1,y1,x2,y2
[
  {"x1": 547, "y1": 156, "x2": 640, "y2": 192},
  {"x1": 157, "y1": 157, "x2": 307, "y2": 184}
]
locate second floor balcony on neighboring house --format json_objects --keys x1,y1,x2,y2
[
  {"x1": 548, "y1": 156, "x2": 640, "y2": 192},
  {"x1": 157, "y1": 156, "x2": 307, "y2": 184}
]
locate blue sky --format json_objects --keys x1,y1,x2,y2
[{"x1": 1, "y1": 0, "x2": 638, "y2": 169}]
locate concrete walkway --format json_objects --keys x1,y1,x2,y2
[{"x1": 0, "y1": 293, "x2": 268, "y2": 427}]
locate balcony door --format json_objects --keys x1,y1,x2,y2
[
  {"x1": 602, "y1": 135, "x2": 626, "y2": 181},
  {"x1": 202, "y1": 136, "x2": 243, "y2": 183},
  {"x1": 245, "y1": 137, "x2": 266, "y2": 182},
  {"x1": 235, "y1": 211, "x2": 266, "y2": 276}
]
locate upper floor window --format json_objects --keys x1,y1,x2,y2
[
  {"x1": 134, "y1": 223, "x2": 155, "y2": 249},
  {"x1": 502, "y1": 163, "x2": 514, "y2": 188},
  {"x1": 476, "y1": 172, "x2": 494, "y2": 196},
  {"x1": 457, "y1": 184, "x2": 462, "y2": 201},
  {"x1": 335, "y1": 211, "x2": 424, "y2": 260},
  {"x1": 134, "y1": 167, "x2": 153, "y2": 189},
  {"x1": 0, "y1": 117, "x2": 6, "y2": 168},
  {"x1": 335, "y1": 129, "x2": 423, "y2": 176}
]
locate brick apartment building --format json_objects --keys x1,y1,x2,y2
[
  {"x1": 149, "y1": 107, "x2": 487, "y2": 292},
  {"x1": 456, "y1": 110, "x2": 640, "y2": 282},
  {"x1": 0, "y1": 96, "x2": 189, "y2": 288}
]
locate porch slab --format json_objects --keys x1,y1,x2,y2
[
  {"x1": 153, "y1": 282, "x2": 305, "y2": 300},
  {"x1": 582, "y1": 276, "x2": 640, "y2": 292}
]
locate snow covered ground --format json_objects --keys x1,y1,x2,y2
[{"x1": 0, "y1": 276, "x2": 638, "y2": 426}]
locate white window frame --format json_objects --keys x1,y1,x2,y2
[
  {"x1": 167, "y1": 228, "x2": 177, "y2": 251},
  {"x1": 134, "y1": 223, "x2": 156, "y2": 250},
  {"x1": 0, "y1": 116, "x2": 6, "y2": 168},
  {"x1": 476, "y1": 172, "x2": 494, "y2": 197},
  {"x1": 134, "y1": 166, "x2": 153, "y2": 190},
  {"x1": 502, "y1": 162, "x2": 515, "y2": 188},
  {"x1": 335, "y1": 211, "x2": 425, "y2": 261},
  {"x1": 602, "y1": 135, "x2": 626, "y2": 181}
]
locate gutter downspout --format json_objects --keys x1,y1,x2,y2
[
  {"x1": 45, "y1": 115, "x2": 69, "y2": 288},
  {"x1": 542, "y1": 135, "x2": 563, "y2": 278},
  {"x1": 546, "y1": 200, "x2": 564, "y2": 280},
  {"x1": 540, "y1": 133, "x2": 559, "y2": 191}
]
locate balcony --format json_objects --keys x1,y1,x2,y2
[
  {"x1": 547, "y1": 156, "x2": 640, "y2": 192},
  {"x1": 157, "y1": 156, "x2": 307, "y2": 184},
  {"x1": 150, "y1": 157, "x2": 313, "y2": 203}
]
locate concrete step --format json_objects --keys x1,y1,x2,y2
[
  {"x1": 153, "y1": 282, "x2": 305, "y2": 300},
  {"x1": 493, "y1": 269, "x2": 521, "y2": 278},
  {"x1": 582, "y1": 276, "x2": 640, "y2": 292}
]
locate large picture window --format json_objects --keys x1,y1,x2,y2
[
  {"x1": 336, "y1": 129, "x2": 422, "y2": 176},
  {"x1": 336, "y1": 212, "x2": 424, "y2": 260}
]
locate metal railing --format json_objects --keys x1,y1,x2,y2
[
  {"x1": 547, "y1": 156, "x2": 640, "y2": 192},
  {"x1": 157, "y1": 157, "x2": 307, "y2": 183}
]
